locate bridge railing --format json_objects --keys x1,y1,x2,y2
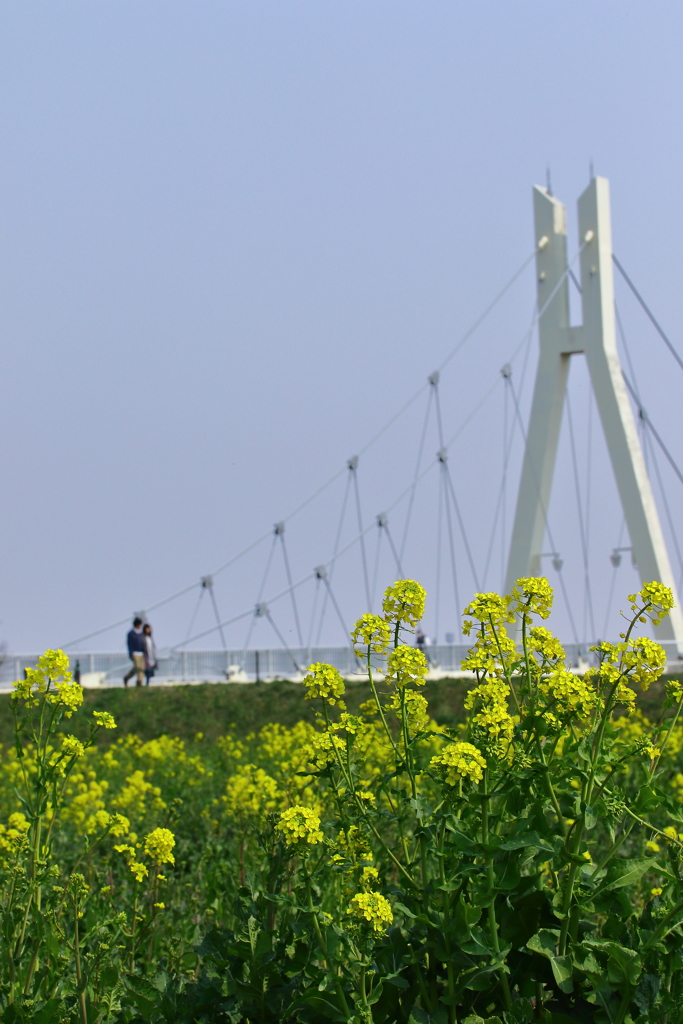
[{"x1": 0, "y1": 643, "x2": 597, "y2": 689}]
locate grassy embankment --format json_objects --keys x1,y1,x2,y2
[{"x1": 0, "y1": 673, "x2": 677, "y2": 747}]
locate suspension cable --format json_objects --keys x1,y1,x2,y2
[
  {"x1": 306, "y1": 576, "x2": 321, "y2": 649},
  {"x1": 622, "y1": 373, "x2": 683, "y2": 489},
  {"x1": 400, "y1": 385, "x2": 434, "y2": 562},
  {"x1": 277, "y1": 527, "x2": 304, "y2": 647},
  {"x1": 264, "y1": 608, "x2": 300, "y2": 673},
  {"x1": 205, "y1": 580, "x2": 227, "y2": 650},
  {"x1": 434, "y1": 468, "x2": 444, "y2": 645},
  {"x1": 382, "y1": 519, "x2": 404, "y2": 579},
  {"x1": 351, "y1": 461, "x2": 372, "y2": 612},
  {"x1": 615, "y1": 301, "x2": 642, "y2": 402},
  {"x1": 443, "y1": 462, "x2": 480, "y2": 591},
  {"x1": 642, "y1": 426, "x2": 683, "y2": 592},
  {"x1": 437, "y1": 249, "x2": 537, "y2": 374},
  {"x1": 602, "y1": 519, "x2": 626, "y2": 640},
  {"x1": 242, "y1": 534, "x2": 278, "y2": 651},
  {"x1": 613, "y1": 254, "x2": 683, "y2": 376},
  {"x1": 173, "y1": 371, "x2": 513, "y2": 653},
  {"x1": 370, "y1": 519, "x2": 384, "y2": 611},
  {"x1": 184, "y1": 587, "x2": 205, "y2": 645},
  {"x1": 316, "y1": 469, "x2": 352, "y2": 645},
  {"x1": 320, "y1": 574, "x2": 352, "y2": 648},
  {"x1": 483, "y1": 371, "x2": 515, "y2": 588},
  {"x1": 66, "y1": 248, "x2": 540, "y2": 650},
  {"x1": 440, "y1": 459, "x2": 462, "y2": 635},
  {"x1": 172, "y1": 607, "x2": 254, "y2": 651}
]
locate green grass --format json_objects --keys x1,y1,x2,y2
[{"x1": 0, "y1": 674, "x2": 676, "y2": 748}]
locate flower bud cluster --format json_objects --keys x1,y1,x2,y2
[{"x1": 430, "y1": 741, "x2": 486, "y2": 785}]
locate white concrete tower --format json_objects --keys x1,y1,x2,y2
[{"x1": 505, "y1": 176, "x2": 683, "y2": 657}]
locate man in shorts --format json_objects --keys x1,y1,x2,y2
[{"x1": 123, "y1": 616, "x2": 146, "y2": 687}]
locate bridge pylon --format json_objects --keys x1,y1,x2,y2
[{"x1": 505, "y1": 175, "x2": 683, "y2": 657}]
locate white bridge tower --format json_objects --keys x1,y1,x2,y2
[{"x1": 505, "y1": 176, "x2": 683, "y2": 657}]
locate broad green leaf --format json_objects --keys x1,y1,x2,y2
[
  {"x1": 597, "y1": 857, "x2": 658, "y2": 894},
  {"x1": 394, "y1": 902, "x2": 417, "y2": 918},
  {"x1": 550, "y1": 954, "x2": 574, "y2": 993},
  {"x1": 500, "y1": 830, "x2": 554, "y2": 853},
  {"x1": 409, "y1": 1005, "x2": 449, "y2": 1024},
  {"x1": 634, "y1": 973, "x2": 661, "y2": 1014},
  {"x1": 527, "y1": 929, "x2": 560, "y2": 959},
  {"x1": 527, "y1": 931, "x2": 572, "y2": 992},
  {"x1": 462, "y1": 1017, "x2": 502, "y2": 1024}
]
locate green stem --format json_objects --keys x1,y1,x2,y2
[
  {"x1": 652, "y1": 695, "x2": 683, "y2": 771},
  {"x1": 74, "y1": 903, "x2": 88, "y2": 1024},
  {"x1": 366, "y1": 649, "x2": 401, "y2": 761},
  {"x1": 305, "y1": 875, "x2": 351, "y2": 1017},
  {"x1": 322, "y1": 691, "x2": 417, "y2": 887},
  {"x1": 481, "y1": 771, "x2": 512, "y2": 1011},
  {"x1": 645, "y1": 896, "x2": 683, "y2": 950},
  {"x1": 438, "y1": 820, "x2": 458, "y2": 1024}
]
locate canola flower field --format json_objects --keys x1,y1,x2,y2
[{"x1": 3, "y1": 580, "x2": 683, "y2": 1023}]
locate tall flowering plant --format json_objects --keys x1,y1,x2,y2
[
  {"x1": 0, "y1": 651, "x2": 175, "y2": 1024},
  {"x1": 194, "y1": 578, "x2": 683, "y2": 1024}
]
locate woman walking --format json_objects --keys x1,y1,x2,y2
[{"x1": 143, "y1": 622, "x2": 158, "y2": 686}]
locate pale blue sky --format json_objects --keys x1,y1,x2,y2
[{"x1": 1, "y1": 2, "x2": 683, "y2": 652}]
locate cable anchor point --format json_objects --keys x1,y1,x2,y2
[
  {"x1": 610, "y1": 546, "x2": 634, "y2": 568},
  {"x1": 347, "y1": 455, "x2": 359, "y2": 471},
  {"x1": 540, "y1": 551, "x2": 564, "y2": 572}
]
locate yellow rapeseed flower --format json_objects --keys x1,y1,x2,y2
[
  {"x1": 538, "y1": 669, "x2": 600, "y2": 720},
  {"x1": 276, "y1": 806, "x2": 323, "y2": 847},
  {"x1": 431, "y1": 741, "x2": 486, "y2": 785},
  {"x1": 382, "y1": 580, "x2": 426, "y2": 627},
  {"x1": 351, "y1": 614, "x2": 392, "y2": 655},
  {"x1": 385, "y1": 645, "x2": 428, "y2": 688},
  {"x1": 303, "y1": 663, "x2": 346, "y2": 705},
  {"x1": 143, "y1": 827, "x2": 176, "y2": 865},
  {"x1": 223, "y1": 765, "x2": 279, "y2": 824},
  {"x1": 93, "y1": 711, "x2": 117, "y2": 729},
  {"x1": 129, "y1": 861, "x2": 148, "y2": 883},
  {"x1": 347, "y1": 891, "x2": 393, "y2": 933},
  {"x1": 509, "y1": 577, "x2": 554, "y2": 622},
  {"x1": 630, "y1": 581, "x2": 674, "y2": 625},
  {"x1": 528, "y1": 626, "x2": 566, "y2": 663}
]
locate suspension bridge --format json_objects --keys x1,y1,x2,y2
[{"x1": 5, "y1": 173, "x2": 683, "y2": 688}]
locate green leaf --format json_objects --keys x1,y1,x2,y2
[
  {"x1": 635, "y1": 785, "x2": 659, "y2": 813},
  {"x1": 394, "y1": 901, "x2": 418, "y2": 918},
  {"x1": 527, "y1": 930, "x2": 573, "y2": 992},
  {"x1": 29, "y1": 1001, "x2": 63, "y2": 1024},
  {"x1": 550, "y1": 954, "x2": 574, "y2": 993},
  {"x1": 597, "y1": 857, "x2": 658, "y2": 894},
  {"x1": 409, "y1": 1005, "x2": 449, "y2": 1024},
  {"x1": 462, "y1": 1017, "x2": 503, "y2": 1024},
  {"x1": 527, "y1": 929, "x2": 559, "y2": 959},
  {"x1": 385, "y1": 974, "x2": 410, "y2": 989},
  {"x1": 634, "y1": 973, "x2": 661, "y2": 1014},
  {"x1": 499, "y1": 830, "x2": 554, "y2": 853}
]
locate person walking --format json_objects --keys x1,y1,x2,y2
[
  {"x1": 124, "y1": 617, "x2": 146, "y2": 687},
  {"x1": 143, "y1": 622, "x2": 158, "y2": 686}
]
